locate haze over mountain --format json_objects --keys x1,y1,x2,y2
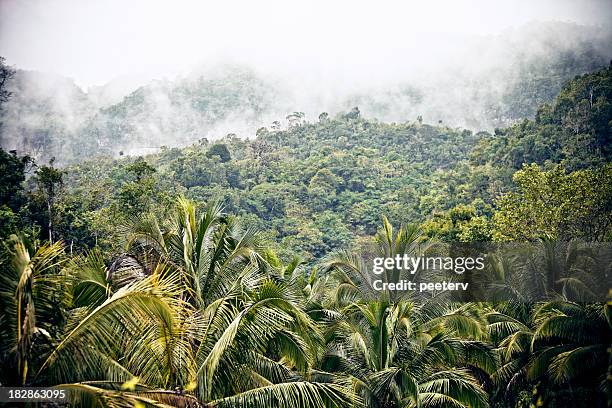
[{"x1": 1, "y1": 21, "x2": 611, "y2": 164}]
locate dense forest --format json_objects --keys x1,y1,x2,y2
[{"x1": 0, "y1": 54, "x2": 611, "y2": 407}]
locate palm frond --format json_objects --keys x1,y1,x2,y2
[{"x1": 210, "y1": 381, "x2": 357, "y2": 408}]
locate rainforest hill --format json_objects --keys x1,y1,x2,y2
[
  {"x1": 1, "y1": 22, "x2": 611, "y2": 166},
  {"x1": 2, "y1": 64, "x2": 610, "y2": 260}
]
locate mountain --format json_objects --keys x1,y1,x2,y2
[
  {"x1": 1, "y1": 22, "x2": 611, "y2": 165},
  {"x1": 54, "y1": 64, "x2": 612, "y2": 258},
  {"x1": 0, "y1": 70, "x2": 95, "y2": 159},
  {"x1": 1, "y1": 65, "x2": 280, "y2": 164},
  {"x1": 76, "y1": 66, "x2": 281, "y2": 158}
]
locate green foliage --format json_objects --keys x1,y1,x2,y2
[
  {"x1": 0, "y1": 148, "x2": 33, "y2": 237},
  {"x1": 4, "y1": 23, "x2": 610, "y2": 166},
  {"x1": 33, "y1": 159, "x2": 64, "y2": 242},
  {"x1": 0, "y1": 56, "x2": 15, "y2": 107},
  {"x1": 493, "y1": 164, "x2": 612, "y2": 241},
  {"x1": 2, "y1": 65, "x2": 609, "y2": 259},
  {"x1": 117, "y1": 157, "x2": 158, "y2": 215},
  {"x1": 206, "y1": 143, "x2": 232, "y2": 163},
  {"x1": 0, "y1": 199, "x2": 609, "y2": 406},
  {"x1": 55, "y1": 118, "x2": 489, "y2": 259},
  {"x1": 472, "y1": 65, "x2": 612, "y2": 171},
  {"x1": 0, "y1": 234, "x2": 66, "y2": 385},
  {"x1": 422, "y1": 203, "x2": 493, "y2": 242},
  {"x1": 0, "y1": 51, "x2": 610, "y2": 408}
]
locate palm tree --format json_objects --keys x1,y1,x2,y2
[
  {"x1": 35, "y1": 198, "x2": 356, "y2": 407},
  {"x1": 478, "y1": 240, "x2": 605, "y2": 304},
  {"x1": 529, "y1": 301, "x2": 611, "y2": 389},
  {"x1": 0, "y1": 234, "x2": 65, "y2": 386},
  {"x1": 7, "y1": 202, "x2": 607, "y2": 407},
  {"x1": 486, "y1": 301, "x2": 534, "y2": 400},
  {"x1": 321, "y1": 218, "x2": 496, "y2": 407},
  {"x1": 490, "y1": 299, "x2": 611, "y2": 406},
  {"x1": 481, "y1": 240, "x2": 611, "y2": 405}
]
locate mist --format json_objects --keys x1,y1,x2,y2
[
  {"x1": 1, "y1": 0, "x2": 611, "y2": 162},
  {"x1": 2, "y1": 0, "x2": 611, "y2": 87}
]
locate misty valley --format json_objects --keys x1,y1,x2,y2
[{"x1": 0, "y1": 13, "x2": 611, "y2": 408}]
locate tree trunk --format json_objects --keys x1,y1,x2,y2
[{"x1": 47, "y1": 199, "x2": 53, "y2": 243}]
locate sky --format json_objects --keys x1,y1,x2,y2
[{"x1": 1, "y1": 0, "x2": 611, "y2": 89}]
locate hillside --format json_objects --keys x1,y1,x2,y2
[
  {"x1": 44, "y1": 64, "x2": 611, "y2": 260},
  {"x1": 1, "y1": 22, "x2": 611, "y2": 165}
]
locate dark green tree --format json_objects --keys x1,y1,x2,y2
[
  {"x1": 34, "y1": 159, "x2": 64, "y2": 243},
  {"x1": 0, "y1": 56, "x2": 15, "y2": 109},
  {"x1": 0, "y1": 148, "x2": 33, "y2": 237},
  {"x1": 206, "y1": 143, "x2": 232, "y2": 163}
]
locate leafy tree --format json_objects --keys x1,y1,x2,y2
[
  {"x1": 117, "y1": 157, "x2": 160, "y2": 216},
  {"x1": 287, "y1": 112, "x2": 305, "y2": 127},
  {"x1": 0, "y1": 148, "x2": 33, "y2": 237},
  {"x1": 473, "y1": 65, "x2": 612, "y2": 171},
  {"x1": 34, "y1": 159, "x2": 64, "y2": 243},
  {"x1": 206, "y1": 143, "x2": 232, "y2": 163},
  {"x1": 1, "y1": 49, "x2": 611, "y2": 408},
  {"x1": 0, "y1": 234, "x2": 65, "y2": 385},
  {"x1": 0, "y1": 56, "x2": 15, "y2": 109},
  {"x1": 493, "y1": 164, "x2": 612, "y2": 241},
  {"x1": 422, "y1": 204, "x2": 492, "y2": 242},
  {"x1": 343, "y1": 106, "x2": 360, "y2": 120},
  {"x1": 125, "y1": 156, "x2": 156, "y2": 182}
]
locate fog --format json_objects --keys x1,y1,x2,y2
[
  {"x1": 2, "y1": 0, "x2": 611, "y2": 88},
  {"x1": 1, "y1": 0, "x2": 611, "y2": 162}
]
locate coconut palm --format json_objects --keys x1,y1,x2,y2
[
  {"x1": 478, "y1": 240, "x2": 605, "y2": 304},
  {"x1": 489, "y1": 299, "x2": 611, "y2": 406},
  {"x1": 529, "y1": 300, "x2": 611, "y2": 388},
  {"x1": 486, "y1": 301, "x2": 534, "y2": 399},
  {"x1": 35, "y1": 198, "x2": 356, "y2": 407},
  {"x1": 485, "y1": 241, "x2": 612, "y2": 406},
  {"x1": 0, "y1": 234, "x2": 65, "y2": 386},
  {"x1": 320, "y1": 219, "x2": 496, "y2": 408},
  {"x1": 3, "y1": 203, "x2": 607, "y2": 407}
]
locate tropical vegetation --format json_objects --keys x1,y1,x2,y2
[{"x1": 0, "y1": 60, "x2": 611, "y2": 406}]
